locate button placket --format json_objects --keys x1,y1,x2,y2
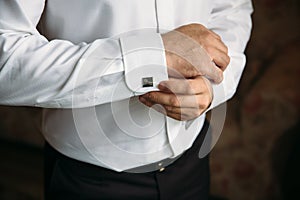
[
  {"x1": 158, "y1": 162, "x2": 165, "y2": 172},
  {"x1": 155, "y1": 0, "x2": 175, "y2": 32}
]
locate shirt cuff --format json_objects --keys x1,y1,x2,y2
[
  {"x1": 207, "y1": 62, "x2": 236, "y2": 111},
  {"x1": 120, "y1": 30, "x2": 168, "y2": 95}
]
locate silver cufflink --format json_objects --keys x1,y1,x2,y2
[{"x1": 142, "y1": 77, "x2": 153, "y2": 87}]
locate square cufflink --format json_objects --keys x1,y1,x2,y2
[{"x1": 142, "y1": 77, "x2": 153, "y2": 87}]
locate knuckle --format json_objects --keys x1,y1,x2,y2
[
  {"x1": 190, "y1": 23, "x2": 203, "y2": 29},
  {"x1": 224, "y1": 45, "x2": 229, "y2": 54},
  {"x1": 181, "y1": 116, "x2": 187, "y2": 121},
  {"x1": 197, "y1": 97, "x2": 206, "y2": 109},
  {"x1": 226, "y1": 55, "x2": 231, "y2": 65},
  {"x1": 203, "y1": 96, "x2": 211, "y2": 108},
  {"x1": 182, "y1": 62, "x2": 195, "y2": 77},
  {"x1": 184, "y1": 66, "x2": 198, "y2": 77},
  {"x1": 166, "y1": 105, "x2": 173, "y2": 112},
  {"x1": 148, "y1": 93, "x2": 156, "y2": 102},
  {"x1": 208, "y1": 33, "x2": 216, "y2": 41},
  {"x1": 215, "y1": 34, "x2": 222, "y2": 40},
  {"x1": 147, "y1": 93, "x2": 153, "y2": 99},
  {"x1": 170, "y1": 96, "x2": 180, "y2": 107},
  {"x1": 189, "y1": 69, "x2": 199, "y2": 77},
  {"x1": 203, "y1": 33, "x2": 211, "y2": 42},
  {"x1": 188, "y1": 81, "x2": 197, "y2": 94}
]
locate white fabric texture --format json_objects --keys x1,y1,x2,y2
[{"x1": 0, "y1": 0, "x2": 253, "y2": 171}]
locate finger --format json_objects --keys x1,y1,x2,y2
[
  {"x1": 208, "y1": 29, "x2": 222, "y2": 40},
  {"x1": 139, "y1": 95, "x2": 207, "y2": 121},
  {"x1": 150, "y1": 103, "x2": 190, "y2": 121},
  {"x1": 201, "y1": 61, "x2": 224, "y2": 84},
  {"x1": 164, "y1": 105, "x2": 205, "y2": 117},
  {"x1": 152, "y1": 104, "x2": 182, "y2": 120},
  {"x1": 142, "y1": 92, "x2": 211, "y2": 109},
  {"x1": 209, "y1": 32, "x2": 229, "y2": 52},
  {"x1": 140, "y1": 95, "x2": 207, "y2": 114},
  {"x1": 156, "y1": 105, "x2": 202, "y2": 121},
  {"x1": 139, "y1": 97, "x2": 183, "y2": 120},
  {"x1": 203, "y1": 37, "x2": 229, "y2": 70},
  {"x1": 163, "y1": 31, "x2": 224, "y2": 82},
  {"x1": 184, "y1": 47, "x2": 224, "y2": 83},
  {"x1": 167, "y1": 53, "x2": 200, "y2": 78},
  {"x1": 158, "y1": 76, "x2": 209, "y2": 95},
  {"x1": 214, "y1": 39, "x2": 228, "y2": 55},
  {"x1": 206, "y1": 47, "x2": 230, "y2": 71}
]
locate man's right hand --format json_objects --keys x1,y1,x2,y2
[{"x1": 162, "y1": 23, "x2": 230, "y2": 84}]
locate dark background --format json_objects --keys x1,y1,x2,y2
[{"x1": 0, "y1": 0, "x2": 299, "y2": 199}]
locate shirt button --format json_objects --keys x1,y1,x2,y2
[
  {"x1": 159, "y1": 167, "x2": 165, "y2": 172},
  {"x1": 158, "y1": 162, "x2": 164, "y2": 172}
]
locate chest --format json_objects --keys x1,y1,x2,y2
[{"x1": 41, "y1": 0, "x2": 212, "y2": 42}]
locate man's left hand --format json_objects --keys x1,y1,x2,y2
[{"x1": 139, "y1": 76, "x2": 213, "y2": 121}]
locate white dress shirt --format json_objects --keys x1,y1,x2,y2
[{"x1": 0, "y1": 0, "x2": 253, "y2": 171}]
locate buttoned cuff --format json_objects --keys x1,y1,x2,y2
[
  {"x1": 207, "y1": 55, "x2": 241, "y2": 111},
  {"x1": 208, "y1": 83, "x2": 226, "y2": 110},
  {"x1": 120, "y1": 31, "x2": 168, "y2": 95}
]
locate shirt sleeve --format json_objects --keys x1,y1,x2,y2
[
  {"x1": 206, "y1": 0, "x2": 253, "y2": 110},
  {"x1": 0, "y1": 0, "x2": 168, "y2": 108}
]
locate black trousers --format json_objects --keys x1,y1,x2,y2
[{"x1": 44, "y1": 120, "x2": 210, "y2": 200}]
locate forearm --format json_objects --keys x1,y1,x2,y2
[{"x1": 0, "y1": 1, "x2": 168, "y2": 108}]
